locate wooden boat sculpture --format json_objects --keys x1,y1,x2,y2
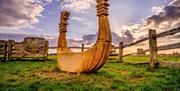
[{"x1": 57, "y1": 0, "x2": 112, "y2": 74}]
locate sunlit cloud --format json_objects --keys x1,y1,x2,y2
[
  {"x1": 117, "y1": 0, "x2": 180, "y2": 41},
  {"x1": 0, "y1": 0, "x2": 46, "y2": 28},
  {"x1": 61, "y1": 0, "x2": 95, "y2": 13},
  {"x1": 71, "y1": 17, "x2": 84, "y2": 22}
]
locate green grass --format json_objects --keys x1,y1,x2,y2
[
  {"x1": 110, "y1": 55, "x2": 180, "y2": 63},
  {"x1": 0, "y1": 56, "x2": 180, "y2": 91}
]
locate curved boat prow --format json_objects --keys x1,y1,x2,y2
[{"x1": 57, "y1": 0, "x2": 112, "y2": 74}]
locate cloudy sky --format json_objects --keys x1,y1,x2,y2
[{"x1": 0, "y1": 0, "x2": 180, "y2": 42}]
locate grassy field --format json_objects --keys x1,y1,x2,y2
[
  {"x1": 109, "y1": 55, "x2": 180, "y2": 63},
  {"x1": 0, "y1": 56, "x2": 180, "y2": 91}
]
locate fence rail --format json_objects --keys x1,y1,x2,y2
[
  {"x1": 121, "y1": 27, "x2": 180, "y2": 48},
  {"x1": 1, "y1": 27, "x2": 179, "y2": 66},
  {"x1": 0, "y1": 37, "x2": 49, "y2": 62},
  {"x1": 118, "y1": 27, "x2": 180, "y2": 68},
  {"x1": 48, "y1": 27, "x2": 180, "y2": 68},
  {"x1": 49, "y1": 46, "x2": 90, "y2": 49}
]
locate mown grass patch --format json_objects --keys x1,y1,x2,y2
[{"x1": 0, "y1": 55, "x2": 179, "y2": 91}]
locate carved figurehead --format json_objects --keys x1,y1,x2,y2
[{"x1": 57, "y1": 0, "x2": 112, "y2": 74}]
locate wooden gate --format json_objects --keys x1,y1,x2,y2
[
  {"x1": 8, "y1": 37, "x2": 49, "y2": 61},
  {"x1": 0, "y1": 40, "x2": 7, "y2": 62}
]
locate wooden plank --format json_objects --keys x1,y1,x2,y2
[
  {"x1": 8, "y1": 40, "x2": 14, "y2": 61},
  {"x1": 81, "y1": 44, "x2": 84, "y2": 52},
  {"x1": 157, "y1": 27, "x2": 180, "y2": 38},
  {"x1": 0, "y1": 40, "x2": 7, "y2": 62},
  {"x1": 143, "y1": 42, "x2": 180, "y2": 52},
  {"x1": 123, "y1": 37, "x2": 148, "y2": 48},
  {"x1": 4, "y1": 42, "x2": 7, "y2": 62},
  {"x1": 44, "y1": 40, "x2": 49, "y2": 61},
  {"x1": 122, "y1": 27, "x2": 180, "y2": 48},
  {"x1": 122, "y1": 53, "x2": 138, "y2": 57},
  {"x1": 49, "y1": 47, "x2": 90, "y2": 49},
  {"x1": 122, "y1": 42, "x2": 180, "y2": 57},
  {"x1": 8, "y1": 37, "x2": 49, "y2": 61},
  {"x1": 118, "y1": 42, "x2": 123, "y2": 62},
  {"x1": 157, "y1": 42, "x2": 180, "y2": 51},
  {"x1": 149, "y1": 29, "x2": 158, "y2": 68}
]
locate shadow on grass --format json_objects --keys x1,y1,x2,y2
[{"x1": 7, "y1": 58, "x2": 55, "y2": 62}]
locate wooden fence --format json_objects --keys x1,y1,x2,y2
[
  {"x1": 0, "y1": 40, "x2": 8, "y2": 62},
  {"x1": 49, "y1": 27, "x2": 180, "y2": 67},
  {"x1": 116, "y1": 27, "x2": 180, "y2": 67},
  {"x1": 0, "y1": 37, "x2": 49, "y2": 62},
  {"x1": 1, "y1": 27, "x2": 179, "y2": 66}
]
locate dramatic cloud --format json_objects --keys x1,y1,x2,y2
[
  {"x1": 147, "y1": 6, "x2": 180, "y2": 30},
  {"x1": 0, "y1": 0, "x2": 47, "y2": 28},
  {"x1": 61, "y1": 0, "x2": 95, "y2": 13},
  {"x1": 118, "y1": 0, "x2": 180, "y2": 41},
  {"x1": 147, "y1": 0, "x2": 180, "y2": 30},
  {"x1": 169, "y1": 0, "x2": 180, "y2": 6}
]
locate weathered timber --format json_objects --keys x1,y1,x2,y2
[
  {"x1": 8, "y1": 37, "x2": 49, "y2": 61},
  {"x1": 49, "y1": 47, "x2": 90, "y2": 49},
  {"x1": 122, "y1": 53, "x2": 139, "y2": 57},
  {"x1": 118, "y1": 42, "x2": 123, "y2": 62},
  {"x1": 57, "y1": 0, "x2": 112, "y2": 74},
  {"x1": 157, "y1": 42, "x2": 180, "y2": 51},
  {"x1": 81, "y1": 44, "x2": 84, "y2": 52},
  {"x1": 123, "y1": 38, "x2": 148, "y2": 48},
  {"x1": 0, "y1": 40, "x2": 7, "y2": 62},
  {"x1": 8, "y1": 40, "x2": 14, "y2": 61},
  {"x1": 122, "y1": 42, "x2": 180, "y2": 57},
  {"x1": 143, "y1": 42, "x2": 180, "y2": 52},
  {"x1": 157, "y1": 27, "x2": 180, "y2": 38},
  {"x1": 149, "y1": 29, "x2": 158, "y2": 68},
  {"x1": 122, "y1": 27, "x2": 180, "y2": 48},
  {"x1": 44, "y1": 40, "x2": 49, "y2": 61}
]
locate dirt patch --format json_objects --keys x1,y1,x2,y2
[
  {"x1": 37, "y1": 69, "x2": 73, "y2": 80},
  {"x1": 115, "y1": 70, "x2": 129, "y2": 75},
  {"x1": 129, "y1": 77, "x2": 145, "y2": 84},
  {"x1": 35, "y1": 69, "x2": 90, "y2": 81}
]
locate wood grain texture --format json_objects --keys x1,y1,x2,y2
[{"x1": 57, "y1": 0, "x2": 112, "y2": 74}]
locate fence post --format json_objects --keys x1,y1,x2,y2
[
  {"x1": 44, "y1": 40, "x2": 49, "y2": 61},
  {"x1": 4, "y1": 41, "x2": 7, "y2": 62},
  {"x1": 118, "y1": 42, "x2": 123, "y2": 63},
  {"x1": 82, "y1": 44, "x2": 84, "y2": 52},
  {"x1": 7, "y1": 40, "x2": 14, "y2": 61},
  {"x1": 149, "y1": 29, "x2": 158, "y2": 68}
]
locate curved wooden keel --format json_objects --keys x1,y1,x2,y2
[{"x1": 57, "y1": 0, "x2": 112, "y2": 74}]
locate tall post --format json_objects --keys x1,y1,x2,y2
[
  {"x1": 149, "y1": 29, "x2": 158, "y2": 68},
  {"x1": 4, "y1": 41, "x2": 7, "y2": 62},
  {"x1": 81, "y1": 44, "x2": 84, "y2": 52},
  {"x1": 118, "y1": 42, "x2": 123, "y2": 63},
  {"x1": 8, "y1": 40, "x2": 14, "y2": 61},
  {"x1": 44, "y1": 40, "x2": 49, "y2": 61}
]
